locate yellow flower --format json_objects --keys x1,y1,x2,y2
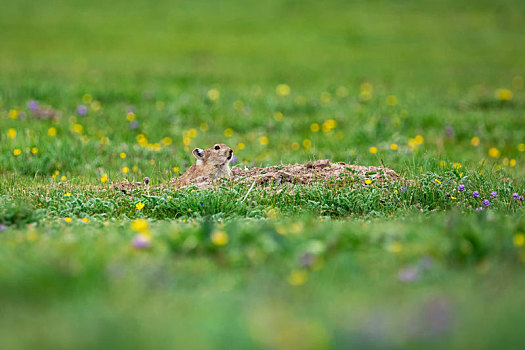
[
  {"x1": 237, "y1": 142, "x2": 245, "y2": 150},
  {"x1": 182, "y1": 136, "x2": 191, "y2": 145},
  {"x1": 162, "y1": 137, "x2": 172, "y2": 146},
  {"x1": 451, "y1": 196, "x2": 456, "y2": 200},
  {"x1": 48, "y1": 127, "x2": 57, "y2": 137},
  {"x1": 276, "y1": 84, "x2": 291, "y2": 96},
  {"x1": 224, "y1": 128, "x2": 234, "y2": 138},
  {"x1": 122, "y1": 167, "x2": 129, "y2": 173},
  {"x1": 72, "y1": 123, "x2": 83, "y2": 134},
  {"x1": 388, "y1": 241, "x2": 403, "y2": 253},
  {"x1": 414, "y1": 135, "x2": 424, "y2": 145},
  {"x1": 519, "y1": 143, "x2": 525, "y2": 152},
  {"x1": 365, "y1": 179, "x2": 372, "y2": 185},
  {"x1": 287, "y1": 269, "x2": 307, "y2": 286},
  {"x1": 211, "y1": 231, "x2": 228, "y2": 246},
  {"x1": 172, "y1": 166, "x2": 179, "y2": 172},
  {"x1": 502, "y1": 158, "x2": 509, "y2": 166},
  {"x1": 8, "y1": 109, "x2": 18, "y2": 119},
  {"x1": 132, "y1": 165, "x2": 138, "y2": 172},
  {"x1": 514, "y1": 233, "x2": 525, "y2": 247},
  {"x1": 390, "y1": 143, "x2": 398, "y2": 151},
  {"x1": 434, "y1": 179, "x2": 441, "y2": 184},
  {"x1": 90, "y1": 101, "x2": 101, "y2": 111},
  {"x1": 82, "y1": 218, "x2": 89, "y2": 223},
  {"x1": 54, "y1": 170, "x2": 60, "y2": 175},
  {"x1": 359, "y1": 90, "x2": 372, "y2": 102},
  {"x1": 438, "y1": 161, "x2": 446, "y2": 167},
  {"x1": 233, "y1": 100, "x2": 244, "y2": 111},
  {"x1": 120, "y1": 152, "x2": 126, "y2": 159},
  {"x1": 31, "y1": 147, "x2": 38, "y2": 155},
  {"x1": 273, "y1": 112, "x2": 283, "y2": 121},
  {"x1": 188, "y1": 129, "x2": 198, "y2": 138},
  {"x1": 207, "y1": 88, "x2": 220, "y2": 101},
  {"x1": 361, "y1": 82, "x2": 373, "y2": 93},
  {"x1": 291, "y1": 142, "x2": 300, "y2": 150},
  {"x1": 155, "y1": 101, "x2": 165, "y2": 111},
  {"x1": 386, "y1": 95, "x2": 398, "y2": 106},
  {"x1": 82, "y1": 93, "x2": 93, "y2": 104},
  {"x1": 488, "y1": 147, "x2": 500, "y2": 158},
  {"x1": 64, "y1": 192, "x2": 71, "y2": 196},
  {"x1": 200, "y1": 123, "x2": 209, "y2": 131},
  {"x1": 320, "y1": 91, "x2": 331, "y2": 103},
  {"x1": 471, "y1": 137, "x2": 480, "y2": 147},
  {"x1": 259, "y1": 136, "x2": 269, "y2": 145},
  {"x1": 13, "y1": 148, "x2": 21, "y2": 156},
  {"x1": 100, "y1": 173, "x2": 108, "y2": 183},
  {"x1": 7, "y1": 128, "x2": 16, "y2": 139},
  {"x1": 135, "y1": 202, "x2": 145, "y2": 210},
  {"x1": 302, "y1": 139, "x2": 311, "y2": 149},
  {"x1": 509, "y1": 159, "x2": 516, "y2": 167},
  {"x1": 64, "y1": 217, "x2": 72, "y2": 223},
  {"x1": 394, "y1": 190, "x2": 398, "y2": 194},
  {"x1": 452, "y1": 163, "x2": 461, "y2": 170},
  {"x1": 310, "y1": 123, "x2": 320, "y2": 132},
  {"x1": 131, "y1": 218, "x2": 148, "y2": 232},
  {"x1": 369, "y1": 146, "x2": 378, "y2": 154},
  {"x1": 61, "y1": 176, "x2": 67, "y2": 181},
  {"x1": 495, "y1": 89, "x2": 512, "y2": 101},
  {"x1": 126, "y1": 112, "x2": 136, "y2": 121}
]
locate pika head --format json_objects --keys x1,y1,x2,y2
[
  {"x1": 174, "y1": 143, "x2": 234, "y2": 187},
  {"x1": 192, "y1": 143, "x2": 233, "y2": 166}
]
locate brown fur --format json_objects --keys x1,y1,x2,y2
[{"x1": 174, "y1": 143, "x2": 233, "y2": 187}]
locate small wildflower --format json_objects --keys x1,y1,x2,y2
[
  {"x1": 397, "y1": 266, "x2": 419, "y2": 283},
  {"x1": 136, "y1": 202, "x2": 145, "y2": 210},
  {"x1": 48, "y1": 127, "x2": 57, "y2": 136},
  {"x1": 82, "y1": 93, "x2": 93, "y2": 104},
  {"x1": 490, "y1": 191, "x2": 498, "y2": 199},
  {"x1": 475, "y1": 207, "x2": 485, "y2": 212},
  {"x1": 259, "y1": 136, "x2": 269, "y2": 145},
  {"x1": 473, "y1": 191, "x2": 480, "y2": 198},
  {"x1": 390, "y1": 143, "x2": 398, "y2": 150},
  {"x1": 172, "y1": 166, "x2": 179, "y2": 172},
  {"x1": 302, "y1": 139, "x2": 311, "y2": 149},
  {"x1": 120, "y1": 152, "x2": 126, "y2": 159},
  {"x1": 488, "y1": 147, "x2": 500, "y2": 158},
  {"x1": 132, "y1": 234, "x2": 151, "y2": 249},
  {"x1": 458, "y1": 184, "x2": 465, "y2": 191},
  {"x1": 434, "y1": 179, "x2": 442, "y2": 185},
  {"x1": 386, "y1": 95, "x2": 398, "y2": 106},
  {"x1": 28, "y1": 100, "x2": 39, "y2": 111},
  {"x1": 482, "y1": 199, "x2": 490, "y2": 207},
  {"x1": 514, "y1": 233, "x2": 525, "y2": 247},
  {"x1": 82, "y1": 218, "x2": 89, "y2": 223},
  {"x1": 126, "y1": 112, "x2": 136, "y2": 121},
  {"x1": 7, "y1": 128, "x2": 16, "y2": 139},
  {"x1": 77, "y1": 105, "x2": 88, "y2": 116},
  {"x1": 365, "y1": 179, "x2": 372, "y2": 185},
  {"x1": 13, "y1": 148, "x2": 21, "y2": 156},
  {"x1": 100, "y1": 173, "x2": 108, "y2": 183},
  {"x1": 122, "y1": 167, "x2": 129, "y2": 173},
  {"x1": 276, "y1": 84, "x2": 291, "y2": 96},
  {"x1": 211, "y1": 231, "x2": 228, "y2": 246},
  {"x1": 31, "y1": 147, "x2": 38, "y2": 154},
  {"x1": 64, "y1": 192, "x2": 71, "y2": 197},
  {"x1": 207, "y1": 88, "x2": 220, "y2": 101},
  {"x1": 131, "y1": 219, "x2": 148, "y2": 232},
  {"x1": 0, "y1": 224, "x2": 6, "y2": 232},
  {"x1": 273, "y1": 112, "x2": 283, "y2": 121},
  {"x1": 310, "y1": 123, "x2": 320, "y2": 132},
  {"x1": 64, "y1": 217, "x2": 72, "y2": 223},
  {"x1": 495, "y1": 88, "x2": 512, "y2": 101},
  {"x1": 509, "y1": 159, "x2": 516, "y2": 167},
  {"x1": 519, "y1": 143, "x2": 525, "y2": 152},
  {"x1": 129, "y1": 120, "x2": 139, "y2": 130},
  {"x1": 451, "y1": 196, "x2": 456, "y2": 200},
  {"x1": 388, "y1": 241, "x2": 403, "y2": 253},
  {"x1": 8, "y1": 109, "x2": 18, "y2": 119},
  {"x1": 224, "y1": 128, "x2": 234, "y2": 138},
  {"x1": 369, "y1": 146, "x2": 378, "y2": 154},
  {"x1": 287, "y1": 269, "x2": 308, "y2": 286}
]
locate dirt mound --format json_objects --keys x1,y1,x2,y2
[{"x1": 161, "y1": 159, "x2": 401, "y2": 190}]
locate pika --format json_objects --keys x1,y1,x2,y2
[{"x1": 174, "y1": 143, "x2": 234, "y2": 187}]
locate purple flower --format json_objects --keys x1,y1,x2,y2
[
  {"x1": 400, "y1": 186, "x2": 407, "y2": 192},
  {"x1": 132, "y1": 234, "x2": 150, "y2": 249},
  {"x1": 475, "y1": 207, "x2": 485, "y2": 212},
  {"x1": 0, "y1": 224, "x2": 6, "y2": 232},
  {"x1": 520, "y1": 196, "x2": 524, "y2": 201},
  {"x1": 458, "y1": 184, "x2": 465, "y2": 192},
  {"x1": 77, "y1": 105, "x2": 88, "y2": 116},
  {"x1": 472, "y1": 191, "x2": 479, "y2": 198},
  {"x1": 398, "y1": 266, "x2": 420, "y2": 283},
  {"x1": 513, "y1": 193, "x2": 519, "y2": 199},
  {"x1": 445, "y1": 126, "x2": 454, "y2": 138},
  {"x1": 230, "y1": 155, "x2": 238, "y2": 164},
  {"x1": 490, "y1": 191, "x2": 498, "y2": 199},
  {"x1": 129, "y1": 120, "x2": 139, "y2": 130},
  {"x1": 482, "y1": 199, "x2": 490, "y2": 207},
  {"x1": 27, "y1": 100, "x2": 39, "y2": 111}
]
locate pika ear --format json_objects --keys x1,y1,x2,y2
[{"x1": 192, "y1": 148, "x2": 205, "y2": 160}]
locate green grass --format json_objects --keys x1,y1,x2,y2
[{"x1": 1, "y1": 0, "x2": 525, "y2": 348}]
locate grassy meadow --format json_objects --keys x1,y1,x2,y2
[{"x1": 1, "y1": 0, "x2": 525, "y2": 348}]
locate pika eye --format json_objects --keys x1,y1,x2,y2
[{"x1": 214, "y1": 145, "x2": 220, "y2": 150}]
